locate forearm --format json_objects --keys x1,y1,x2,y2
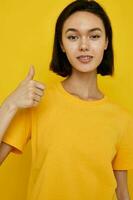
[
  {"x1": 0, "y1": 99, "x2": 18, "y2": 143},
  {"x1": 117, "y1": 197, "x2": 130, "y2": 200},
  {"x1": 116, "y1": 188, "x2": 131, "y2": 200}
]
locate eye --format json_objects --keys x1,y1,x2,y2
[
  {"x1": 67, "y1": 35, "x2": 79, "y2": 41},
  {"x1": 90, "y1": 35, "x2": 101, "y2": 39}
]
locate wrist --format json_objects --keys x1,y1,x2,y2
[{"x1": 1, "y1": 99, "x2": 19, "y2": 114}]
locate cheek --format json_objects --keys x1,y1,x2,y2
[
  {"x1": 92, "y1": 41, "x2": 105, "y2": 57},
  {"x1": 64, "y1": 40, "x2": 77, "y2": 51},
  {"x1": 62, "y1": 37, "x2": 77, "y2": 54},
  {"x1": 63, "y1": 43, "x2": 78, "y2": 65}
]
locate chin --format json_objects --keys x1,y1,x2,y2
[{"x1": 73, "y1": 65, "x2": 97, "y2": 73}]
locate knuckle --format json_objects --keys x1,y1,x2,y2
[
  {"x1": 43, "y1": 84, "x2": 46, "y2": 89},
  {"x1": 38, "y1": 83, "x2": 46, "y2": 89},
  {"x1": 36, "y1": 89, "x2": 43, "y2": 96},
  {"x1": 40, "y1": 92, "x2": 43, "y2": 96},
  {"x1": 41, "y1": 84, "x2": 46, "y2": 88},
  {"x1": 39, "y1": 90, "x2": 43, "y2": 95},
  {"x1": 36, "y1": 95, "x2": 40, "y2": 100}
]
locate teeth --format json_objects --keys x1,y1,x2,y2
[{"x1": 77, "y1": 55, "x2": 93, "y2": 62}]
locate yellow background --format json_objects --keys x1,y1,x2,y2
[{"x1": 0, "y1": 0, "x2": 133, "y2": 199}]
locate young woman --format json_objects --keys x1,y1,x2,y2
[{"x1": 0, "y1": 1, "x2": 133, "y2": 200}]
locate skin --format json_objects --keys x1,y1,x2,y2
[
  {"x1": 0, "y1": 66, "x2": 45, "y2": 143},
  {"x1": 60, "y1": 11, "x2": 130, "y2": 200},
  {"x1": 114, "y1": 170, "x2": 130, "y2": 200},
  {"x1": 60, "y1": 11, "x2": 108, "y2": 100}
]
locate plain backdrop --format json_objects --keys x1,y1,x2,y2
[{"x1": 0, "y1": 0, "x2": 133, "y2": 199}]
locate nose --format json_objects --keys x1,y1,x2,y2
[{"x1": 79, "y1": 38, "x2": 89, "y2": 52}]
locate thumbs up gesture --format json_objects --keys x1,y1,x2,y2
[
  {"x1": 24, "y1": 65, "x2": 36, "y2": 81},
  {"x1": 4, "y1": 65, "x2": 46, "y2": 110}
]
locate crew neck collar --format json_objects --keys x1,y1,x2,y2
[{"x1": 55, "y1": 81, "x2": 108, "y2": 106}]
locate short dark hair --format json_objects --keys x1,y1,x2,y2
[{"x1": 49, "y1": 0, "x2": 114, "y2": 77}]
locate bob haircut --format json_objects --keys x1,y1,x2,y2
[{"x1": 49, "y1": 0, "x2": 114, "y2": 77}]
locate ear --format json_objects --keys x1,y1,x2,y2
[
  {"x1": 60, "y1": 42, "x2": 65, "y2": 53},
  {"x1": 104, "y1": 37, "x2": 108, "y2": 50}
]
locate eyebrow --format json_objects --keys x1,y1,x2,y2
[{"x1": 65, "y1": 27, "x2": 102, "y2": 34}]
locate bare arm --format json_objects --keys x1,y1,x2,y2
[
  {"x1": 0, "y1": 101, "x2": 18, "y2": 143},
  {"x1": 114, "y1": 170, "x2": 130, "y2": 200},
  {"x1": 0, "y1": 66, "x2": 45, "y2": 165},
  {"x1": 0, "y1": 142, "x2": 13, "y2": 165},
  {"x1": 0, "y1": 65, "x2": 45, "y2": 145}
]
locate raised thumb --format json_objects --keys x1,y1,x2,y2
[{"x1": 25, "y1": 65, "x2": 35, "y2": 81}]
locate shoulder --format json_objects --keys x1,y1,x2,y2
[
  {"x1": 43, "y1": 81, "x2": 58, "y2": 96},
  {"x1": 105, "y1": 97, "x2": 133, "y2": 123}
]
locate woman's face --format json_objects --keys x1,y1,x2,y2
[{"x1": 61, "y1": 11, "x2": 108, "y2": 74}]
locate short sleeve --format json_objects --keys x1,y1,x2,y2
[
  {"x1": 112, "y1": 114, "x2": 133, "y2": 170},
  {"x1": 2, "y1": 108, "x2": 32, "y2": 154}
]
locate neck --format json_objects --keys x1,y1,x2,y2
[{"x1": 61, "y1": 70, "x2": 104, "y2": 100}]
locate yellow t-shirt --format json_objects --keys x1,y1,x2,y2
[{"x1": 2, "y1": 80, "x2": 133, "y2": 200}]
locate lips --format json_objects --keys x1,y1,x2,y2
[{"x1": 77, "y1": 55, "x2": 93, "y2": 63}]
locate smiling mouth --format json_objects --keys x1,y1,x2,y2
[{"x1": 77, "y1": 55, "x2": 93, "y2": 63}]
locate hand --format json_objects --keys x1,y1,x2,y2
[{"x1": 4, "y1": 65, "x2": 46, "y2": 110}]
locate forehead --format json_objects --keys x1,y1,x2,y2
[{"x1": 62, "y1": 11, "x2": 105, "y2": 32}]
